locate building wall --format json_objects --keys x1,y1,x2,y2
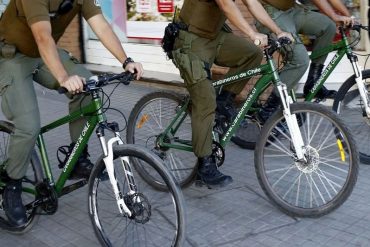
[
  {"x1": 57, "y1": 16, "x2": 82, "y2": 61},
  {"x1": 0, "y1": 0, "x2": 8, "y2": 14}
]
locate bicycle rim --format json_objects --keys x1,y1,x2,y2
[
  {"x1": 127, "y1": 91, "x2": 197, "y2": 188},
  {"x1": 88, "y1": 145, "x2": 185, "y2": 247},
  {"x1": 255, "y1": 103, "x2": 358, "y2": 217},
  {"x1": 333, "y1": 71, "x2": 370, "y2": 164}
]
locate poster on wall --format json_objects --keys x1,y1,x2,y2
[
  {"x1": 127, "y1": 0, "x2": 183, "y2": 39},
  {"x1": 157, "y1": 0, "x2": 174, "y2": 13},
  {"x1": 88, "y1": 0, "x2": 127, "y2": 41},
  {"x1": 136, "y1": 0, "x2": 153, "y2": 13}
]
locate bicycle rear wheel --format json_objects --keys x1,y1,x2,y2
[
  {"x1": 0, "y1": 121, "x2": 42, "y2": 233},
  {"x1": 255, "y1": 103, "x2": 358, "y2": 217},
  {"x1": 88, "y1": 144, "x2": 186, "y2": 247},
  {"x1": 229, "y1": 114, "x2": 261, "y2": 150},
  {"x1": 332, "y1": 69, "x2": 370, "y2": 164},
  {"x1": 127, "y1": 91, "x2": 197, "y2": 189}
]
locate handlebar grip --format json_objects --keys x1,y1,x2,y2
[
  {"x1": 121, "y1": 73, "x2": 135, "y2": 85},
  {"x1": 278, "y1": 36, "x2": 292, "y2": 46}
]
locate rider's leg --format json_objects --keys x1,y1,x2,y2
[
  {"x1": 172, "y1": 31, "x2": 232, "y2": 187},
  {"x1": 34, "y1": 49, "x2": 95, "y2": 179},
  {"x1": 215, "y1": 90, "x2": 236, "y2": 123},
  {"x1": 0, "y1": 171, "x2": 27, "y2": 226},
  {"x1": 257, "y1": 92, "x2": 280, "y2": 124},
  {"x1": 295, "y1": 9, "x2": 337, "y2": 99},
  {"x1": 214, "y1": 32, "x2": 263, "y2": 123},
  {"x1": 303, "y1": 62, "x2": 336, "y2": 98},
  {"x1": 0, "y1": 53, "x2": 40, "y2": 226},
  {"x1": 255, "y1": 6, "x2": 311, "y2": 122},
  {"x1": 256, "y1": 6, "x2": 310, "y2": 93}
]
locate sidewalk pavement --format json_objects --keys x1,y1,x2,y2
[{"x1": 1, "y1": 74, "x2": 370, "y2": 247}]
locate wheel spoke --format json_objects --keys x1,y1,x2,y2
[
  {"x1": 258, "y1": 103, "x2": 358, "y2": 217},
  {"x1": 88, "y1": 148, "x2": 184, "y2": 246},
  {"x1": 127, "y1": 93, "x2": 197, "y2": 188}
]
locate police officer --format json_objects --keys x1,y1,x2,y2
[
  {"x1": 172, "y1": 0, "x2": 293, "y2": 188},
  {"x1": 0, "y1": 0, "x2": 143, "y2": 226},
  {"x1": 256, "y1": 0, "x2": 354, "y2": 124}
]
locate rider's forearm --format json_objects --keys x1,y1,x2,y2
[
  {"x1": 37, "y1": 37, "x2": 69, "y2": 85},
  {"x1": 88, "y1": 14, "x2": 128, "y2": 64},
  {"x1": 312, "y1": 0, "x2": 340, "y2": 21},
  {"x1": 215, "y1": 0, "x2": 257, "y2": 39},
  {"x1": 327, "y1": 0, "x2": 351, "y2": 17},
  {"x1": 244, "y1": 0, "x2": 283, "y2": 35}
]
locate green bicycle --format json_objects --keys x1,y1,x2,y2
[
  {"x1": 231, "y1": 24, "x2": 370, "y2": 164},
  {"x1": 0, "y1": 72, "x2": 186, "y2": 247},
  {"x1": 127, "y1": 38, "x2": 359, "y2": 218}
]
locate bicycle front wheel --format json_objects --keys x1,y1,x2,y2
[
  {"x1": 255, "y1": 103, "x2": 358, "y2": 217},
  {"x1": 333, "y1": 69, "x2": 370, "y2": 164},
  {"x1": 88, "y1": 144, "x2": 186, "y2": 247},
  {"x1": 0, "y1": 121, "x2": 42, "y2": 233},
  {"x1": 127, "y1": 91, "x2": 197, "y2": 189}
]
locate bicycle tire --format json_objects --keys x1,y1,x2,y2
[
  {"x1": 230, "y1": 115, "x2": 261, "y2": 150},
  {"x1": 0, "y1": 121, "x2": 43, "y2": 234},
  {"x1": 332, "y1": 69, "x2": 370, "y2": 164},
  {"x1": 127, "y1": 91, "x2": 197, "y2": 189},
  {"x1": 255, "y1": 103, "x2": 358, "y2": 217},
  {"x1": 88, "y1": 144, "x2": 186, "y2": 247}
]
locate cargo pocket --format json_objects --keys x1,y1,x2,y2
[
  {"x1": 172, "y1": 49, "x2": 208, "y2": 86},
  {"x1": 0, "y1": 73, "x2": 13, "y2": 96}
]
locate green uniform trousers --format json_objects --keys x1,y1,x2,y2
[
  {"x1": 256, "y1": 4, "x2": 336, "y2": 90},
  {"x1": 0, "y1": 49, "x2": 92, "y2": 179},
  {"x1": 172, "y1": 30, "x2": 263, "y2": 157}
]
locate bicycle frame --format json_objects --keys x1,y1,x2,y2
[
  {"x1": 37, "y1": 97, "x2": 101, "y2": 195},
  {"x1": 304, "y1": 27, "x2": 370, "y2": 111},
  {"x1": 158, "y1": 44, "x2": 306, "y2": 159},
  {"x1": 30, "y1": 89, "x2": 135, "y2": 215}
]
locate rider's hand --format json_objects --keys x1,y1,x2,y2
[
  {"x1": 333, "y1": 15, "x2": 355, "y2": 27},
  {"x1": 60, "y1": 75, "x2": 85, "y2": 94},
  {"x1": 252, "y1": 32, "x2": 268, "y2": 47},
  {"x1": 276, "y1": 31, "x2": 295, "y2": 43},
  {"x1": 125, "y1": 62, "x2": 144, "y2": 80}
]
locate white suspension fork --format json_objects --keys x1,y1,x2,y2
[
  {"x1": 100, "y1": 136, "x2": 133, "y2": 216},
  {"x1": 351, "y1": 62, "x2": 370, "y2": 117},
  {"x1": 277, "y1": 84, "x2": 306, "y2": 160}
]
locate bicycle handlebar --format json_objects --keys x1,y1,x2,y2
[
  {"x1": 350, "y1": 24, "x2": 369, "y2": 32},
  {"x1": 57, "y1": 71, "x2": 135, "y2": 94},
  {"x1": 265, "y1": 37, "x2": 292, "y2": 57}
]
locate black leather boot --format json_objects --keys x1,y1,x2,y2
[
  {"x1": 257, "y1": 92, "x2": 281, "y2": 125},
  {"x1": 0, "y1": 171, "x2": 27, "y2": 227},
  {"x1": 197, "y1": 155, "x2": 233, "y2": 188},
  {"x1": 216, "y1": 90, "x2": 237, "y2": 124},
  {"x1": 68, "y1": 143, "x2": 94, "y2": 180},
  {"x1": 303, "y1": 63, "x2": 336, "y2": 99}
]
